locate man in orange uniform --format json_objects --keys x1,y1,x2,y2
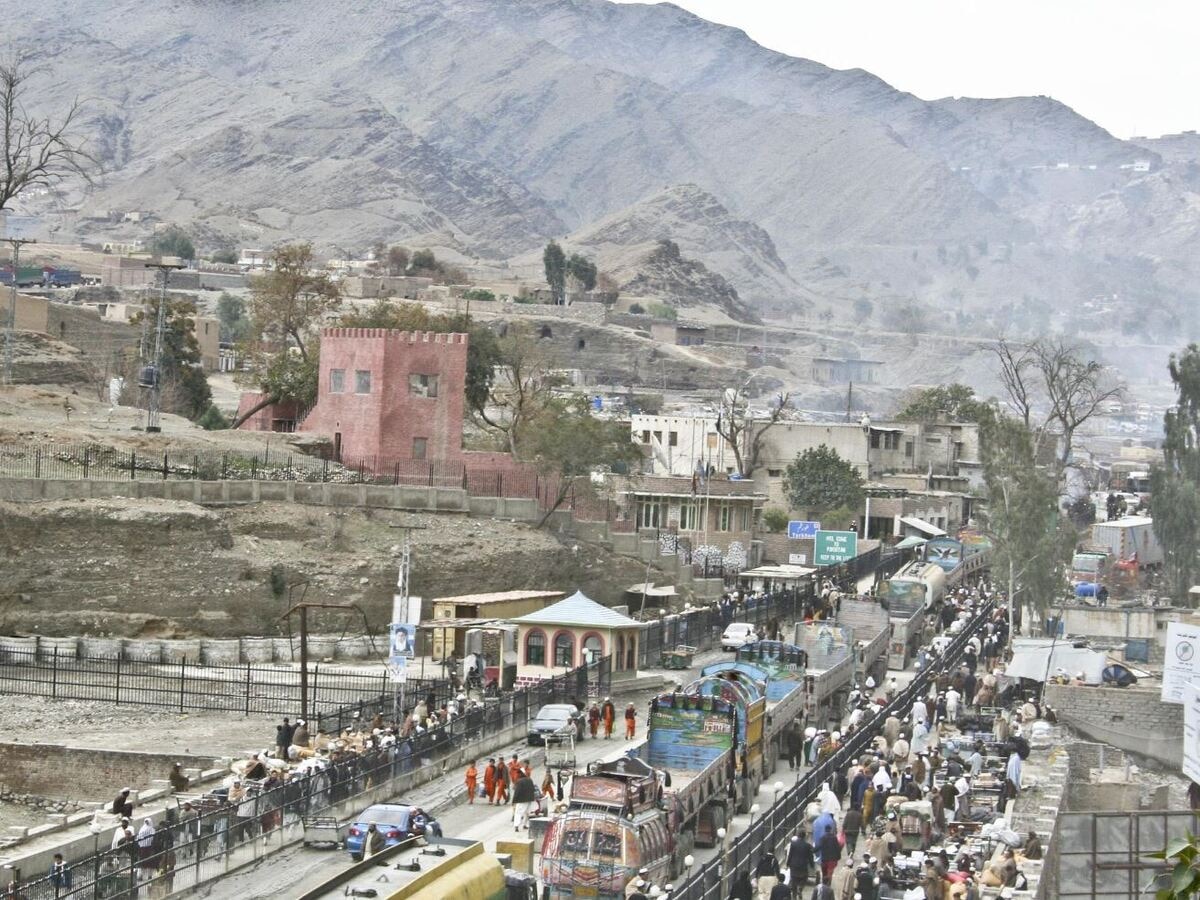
[
  {"x1": 508, "y1": 754, "x2": 523, "y2": 800},
  {"x1": 465, "y1": 761, "x2": 478, "y2": 804},
  {"x1": 602, "y1": 698, "x2": 615, "y2": 739},
  {"x1": 484, "y1": 759, "x2": 498, "y2": 805},
  {"x1": 624, "y1": 703, "x2": 637, "y2": 739},
  {"x1": 495, "y1": 760, "x2": 510, "y2": 803}
]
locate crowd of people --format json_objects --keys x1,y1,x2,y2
[{"x1": 724, "y1": 582, "x2": 1050, "y2": 900}]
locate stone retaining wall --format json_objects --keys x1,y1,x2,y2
[
  {"x1": 0, "y1": 743, "x2": 219, "y2": 801},
  {"x1": 1043, "y1": 683, "x2": 1183, "y2": 767}
]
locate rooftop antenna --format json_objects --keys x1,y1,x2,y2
[{"x1": 140, "y1": 260, "x2": 185, "y2": 432}]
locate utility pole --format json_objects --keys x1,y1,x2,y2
[
  {"x1": 277, "y1": 599, "x2": 372, "y2": 722},
  {"x1": 3, "y1": 237, "x2": 36, "y2": 385},
  {"x1": 141, "y1": 261, "x2": 185, "y2": 432}
]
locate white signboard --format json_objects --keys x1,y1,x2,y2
[
  {"x1": 387, "y1": 656, "x2": 408, "y2": 684},
  {"x1": 1184, "y1": 682, "x2": 1200, "y2": 783},
  {"x1": 1163, "y1": 621, "x2": 1200, "y2": 704},
  {"x1": 788, "y1": 553, "x2": 808, "y2": 565}
]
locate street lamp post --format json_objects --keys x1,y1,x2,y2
[{"x1": 860, "y1": 414, "x2": 872, "y2": 539}]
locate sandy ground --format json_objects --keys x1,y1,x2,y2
[{"x1": 0, "y1": 696, "x2": 282, "y2": 758}]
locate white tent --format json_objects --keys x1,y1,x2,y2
[{"x1": 1005, "y1": 643, "x2": 1107, "y2": 684}]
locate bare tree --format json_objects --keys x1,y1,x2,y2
[
  {"x1": 990, "y1": 336, "x2": 1124, "y2": 469},
  {"x1": 1036, "y1": 338, "x2": 1125, "y2": 468},
  {"x1": 715, "y1": 383, "x2": 791, "y2": 477},
  {"x1": 473, "y1": 324, "x2": 557, "y2": 456},
  {"x1": 990, "y1": 338, "x2": 1040, "y2": 431},
  {"x1": 0, "y1": 57, "x2": 94, "y2": 212}
]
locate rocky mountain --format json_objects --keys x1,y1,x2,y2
[
  {"x1": 5, "y1": 0, "x2": 1199, "y2": 337},
  {"x1": 564, "y1": 184, "x2": 815, "y2": 316}
]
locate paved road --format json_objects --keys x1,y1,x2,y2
[{"x1": 192, "y1": 646, "x2": 894, "y2": 899}]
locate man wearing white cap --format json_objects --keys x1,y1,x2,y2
[{"x1": 910, "y1": 697, "x2": 928, "y2": 727}]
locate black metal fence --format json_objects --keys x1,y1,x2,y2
[
  {"x1": 636, "y1": 585, "x2": 811, "y2": 668},
  {"x1": 315, "y1": 655, "x2": 612, "y2": 737},
  {"x1": 667, "y1": 598, "x2": 999, "y2": 900},
  {"x1": 0, "y1": 647, "x2": 413, "y2": 718},
  {"x1": 5, "y1": 658, "x2": 608, "y2": 900},
  {"x1": 0, "y1": 441, "x2": 562, "y2": 500}
]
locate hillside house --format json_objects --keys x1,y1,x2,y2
[{"x1": 650, "y1": 322, "x2": 707, "y2": 346}]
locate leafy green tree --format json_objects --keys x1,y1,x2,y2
[
  {"x1": 980, "y1": 416, "x2": 1075, "y2": 627},
  {"x1": 230, "y1": 243, "x2": 340, "y2": 428},
  {"x1": 628, "y1": 303, "x2": 646, "y2": 315},
  {"x1": 762, "y1": 507, "x2": 789, "y2": 533},
  {"x1": 197, "y1": 404, "x2": 229, "y2": 430},
  {"x1": 1152, "y1": 344, "x2": 1200, "y2": 603},
  {"x1": 216, "y1": 292, "x2": 252, "y2": 343},
  {"x1": 1148, "y1": 833, "x2": 1200, "y2": 898},
  {"x1": 129, "y1": 298, "x2": 212, "y2": 420},
  {"x1": 566, "y1": 253, "x2": 597, "y2": 292},
  {"x1": 543, "y1": 241, "x2": 566, "y2": 305},
  {"x1": 520, "y1": 397, "x2": 642, "y2": 526},
  {"x1": 210, "y1": 249, "x2": 238, "y2": 265},
  {"x1": 896, "y1": 383, "x2": 996, "y2": 425},
  {"x1": 783, "y1": 445, "x2": 864, "y2": 515},
  {"x1": 409, "y1": 249, "x2": 438, "y2": 272},
  {"x1": 150, "y1": 225, "x2": 195, "y2": 261},
  {"x1": 462, "y1": 288, "x2": 495, "y2": 302}
]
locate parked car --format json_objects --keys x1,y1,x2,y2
[
  {"x1": 527, "y1": 703, "x2": 584, "y2": 745},
  {"x1": 721, "y1": 622, "x2": 758, "y2": 651},
  {"x1": 345, "y1": 803, "x2": 438, "y2": 860}
]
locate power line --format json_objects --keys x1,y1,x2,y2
[
  {"x1": 3, "y1": 237, "x2": 37, "y2": 385},
  {"x1": 140, "y1": 261, "x2": 184, "y2": 432}
]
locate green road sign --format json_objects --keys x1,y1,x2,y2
[{"x1": 814, "y1": 530, "x2": 858, "y2": 565}]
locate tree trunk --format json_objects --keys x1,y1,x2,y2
[
  {"x1": 229, "y1": 392, "x2": 279, "y2": 429},
  {"x1": 536, "y1": 482, "x2": 571, "y2": 529}
]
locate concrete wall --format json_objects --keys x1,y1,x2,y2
[
  {"x1": 1044, "y1": 683, "x2": 1183, "y2": 768},
  {"x1": 303, "y1": 329, "x2": 468, "y2": 465},
  {"x1": 0, "y1": 477, "x2": 470, "y2": 512},
  {"x1": 1058, "y1": 605, "x2": 1177, "y2": 662},
  {"x1": 0, "y1": 743, "x2": 219, "y2": 801}
]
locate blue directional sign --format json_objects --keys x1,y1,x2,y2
[{"x1": 787, "y1": 520, "x2": 821, "y2": 540}]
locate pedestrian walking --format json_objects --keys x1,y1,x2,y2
[
  {"x1": 602, "y1": 698, "x2": 615, "y2": 738},
  {"x1": 464, "y1": 761, "x2": 478, "y2": 804},
  {"x1": 364, "y1": 823, "x2": 386, "y2": 859},
  {"x1": 787, "y1": 834, "x2": 814, "y2": 891},
  {"x1": 588, "y1": 703, "x2": 601, "y2": 738},
  {"x1": 817, "y1": 825, "x2": 841, "y2": 881},
  {"x1": 495, "y1": 758, "x2": 510, "y2": 803},
  {"x1": 624, "y1": 703, "x2": 637, "y2": 739},
  {"x1": 484, "y1": 758, "x2": 497, "y2": 804},
  {"x1": 512, "y1": 770, "x2": 536, "y2": 831},
  {"x1": 507, "y1": 755, "x2": 523, "y2": 802}
]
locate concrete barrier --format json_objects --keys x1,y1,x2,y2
[
  {"x1": 121, "y1": 639, "x2": 163, "y2": 663},
  {"x1": 240, "y1": 637, "x2": 274, "y2": 664},
  {"x1": 35, "y1": 637, "x2": 78, "y2": 659},
  {"x1": 271, "y1": 638, "x2": 296, "y2": 662},
  {"x1": 334, "y1": 636, "x2": 372, "y2": 660},
  {"x1": 160, "y1": 639, "x2": 201, "y2": 663},
  {"x1": 306, "y1": 636, "x2": 339, "y2": 659},
  {"x1": 200, "y1": 638, "x2": 240, "y2": 665},
  {"x1": 79, "y1": 637, "x2": 123, "y2": 658}
]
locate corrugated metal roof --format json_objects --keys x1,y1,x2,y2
[{"x1": 512, "y1": 591, "x2": 641, "y2": 628}]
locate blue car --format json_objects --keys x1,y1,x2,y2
[{"x1": 345, "y1": 803, "x2": 435, "y2": 860}]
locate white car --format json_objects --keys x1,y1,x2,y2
[{"x1": 721, "y1": 622, "x2": 758, "y2": 651}]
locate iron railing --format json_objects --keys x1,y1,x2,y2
[
  {"x1": 0, "y1": 647, "x2": 410, "y2": 717},
  {"x1": 4, "y1": 658, "x2": 607, "y2": 900},
  {"x1": 666, "y1": 598, "x2": 998, "y2": 900}
]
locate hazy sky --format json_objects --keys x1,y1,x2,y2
[{"x1": 623, "y1": 1, "x2": 1198, "y2": 139}]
